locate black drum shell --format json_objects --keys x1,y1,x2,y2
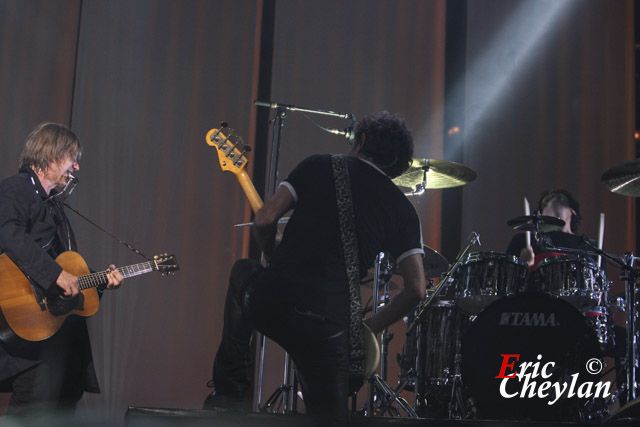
[{"x1": 461, "y1": 292, "x2": 603, "y2": 421}]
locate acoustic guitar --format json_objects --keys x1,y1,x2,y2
[
  {"x1": 205, "y1": 122, "x2": 380, "y2": 380},
  {"x1": 0, "y1": 251, "x2": 178, "y2": 342}
]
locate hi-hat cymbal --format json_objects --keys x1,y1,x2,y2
[
  {"x1": 506, "y1": 215, "x2": 565, "y2": 232},
  {"x1": 423, "y1": 245, "x2": 449, "y2": 278},
  {"x1": 392, "y1": 158, "x2": 477, "y2": 190},
  {"x1": 602, "y1": 158, "x2": 640, "y2": 197}
]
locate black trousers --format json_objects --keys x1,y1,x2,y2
[
  {"x1": 211, "y1": 258, "x2": 351, "y2": 425},
  {"x1": 3, "y1": 325, "x2": 87, "y2": 416}
]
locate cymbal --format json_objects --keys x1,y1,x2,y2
[
  {"x1": 602, "y1": 158, "x2": 640, "y2": 197},
  {"x1": 423, "y1": 245, "x2": 449, "y2": 278},
  {"x1": 506, "y1": 215, "x2": 565, "y2": 232},
  {"x1": 392, "y1": 158, "x2": 477, "y2": 190}
]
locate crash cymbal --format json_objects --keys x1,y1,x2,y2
[
  {"x1": 506, "y1": 214, "x2": 565, "y2": 232},
  {"x1": 392, "y1": 158, "x2": 477, "y2": 190},
  {"x1": 602, "y1": 158, "x2": 640, "y2": 197},
  {"x1": 423, "y1": 245, "x2": 449, "y2": 278}
]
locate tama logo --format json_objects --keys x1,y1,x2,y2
[{"x1": 499, "y1": 312, "x2": 558, "y2": 327}]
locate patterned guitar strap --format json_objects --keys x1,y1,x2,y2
[{"x1": 330, "y1": 154, "x2": 365, "y2": 385}]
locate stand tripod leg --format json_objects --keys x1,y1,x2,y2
[
  {"x1": 366, "y1": 374, "x2": 418, "y2": 418},
  {"x1": 256, "y1": 337, "x2": 299, "y2": 414}
]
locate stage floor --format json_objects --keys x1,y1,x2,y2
[{"x1": 124, "y1": 406, "x2": 640, "y2": 427}]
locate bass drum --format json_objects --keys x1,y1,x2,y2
[{"x1": 461, "y1": 293, "x2": 603, "y2": 421}]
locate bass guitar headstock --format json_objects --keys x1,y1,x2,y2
[{"x1": 205, "y1": 122, "x2": 252, "y2": 176}]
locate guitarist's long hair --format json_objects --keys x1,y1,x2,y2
[{"x1": 19, "y1": 122, "x2": 82, "y2": 172}]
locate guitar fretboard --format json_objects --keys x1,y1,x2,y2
[{"x1": 78, "y1": 261, "x2": 156, "y2": 290}]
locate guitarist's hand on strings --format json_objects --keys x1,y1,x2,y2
[
  {"x1": 104, "y1": 265, "x2": 124, "y2": 290},
  {"x1": 56, "y1": 270, "x2": 80, "y2": 297}
]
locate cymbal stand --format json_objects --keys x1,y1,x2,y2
[
  {"x1": 621, "y1": 252, "x2": 638, "y2": 402},
  {"x1": 365, "y1": 252, "x2": 418, "y2": 418}
]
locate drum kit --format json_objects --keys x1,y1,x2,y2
[{"x1": 363, "y1": 157, "x2": 640, "y2": 422}]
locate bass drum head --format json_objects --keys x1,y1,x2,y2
[{"x1": 461, "y1": 293, "x2": 602, "y2": 421}]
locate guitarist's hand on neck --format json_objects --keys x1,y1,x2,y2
[
  {"x1": 253, "y1": 185, "x2": 295, "y2": 259},
  {"x1": 104, "y1": 265, "x2": 124, "y2": 290}
]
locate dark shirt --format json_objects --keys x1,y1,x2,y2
[{"x1": 268, "y1": 154, "x2": 424, "y2": 326}]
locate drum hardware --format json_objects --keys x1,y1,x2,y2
[
  {"x1": 584, "y1": 305, "x2": 616, "y2": 351},
  {"x1": 405, "y1": 232, "x2": 480, "y2": 418},
  {"x1": 392, "y1": 158, "x2": 477, "y2": 195},
  {"x1": 364, "y1": 252, "x2": 419, "y2": 418},
  {"x1": 407, "y1": 232, "x2": 481, "y2": 336},
  {"x1": 552, "y1": 239, "x2": 640, "y2": 407},
  {"x1": 607, "y1": 293, "x2": 627, "y2": 312}
]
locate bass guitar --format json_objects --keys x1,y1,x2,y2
[
  {"x1": 0, "y1": 251, "x2": 178, "y2": 342},
  {"x1": 205, "y1": 122, "x2": 380, "y2": 381}
]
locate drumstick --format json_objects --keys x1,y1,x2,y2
[
  {"x1": 597, "y1": 213, "x2": 605, "y2": 268},
  {"x1": 524, "y1": 197, "x2": 531, "y2": 249}
]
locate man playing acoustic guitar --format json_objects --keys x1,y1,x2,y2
[
  {"x1": 204, "y1": 111, "x2": 426, "y2": 425},
  {"x1": 0, "y1": 122, "x2": 123, "y2": 415}
]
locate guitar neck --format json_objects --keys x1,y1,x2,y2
[
  {"x1": 77, "y1": 261, "x2": 157, "y2": 290},
  {"x1": 235, "y1": 170, "x2": 264, "y2": 214}
]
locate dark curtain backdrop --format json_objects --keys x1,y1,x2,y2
[
  {"x1": 0, "y1": 0, "x2": 634, "y2": 423},
  {"x1": 460, "y1": 0, "x2": 635, "y2": 298}
]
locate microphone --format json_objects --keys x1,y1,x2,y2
[
  {"x1": 68, "y1": 174, "x2": 79, "y2": 184},
  {"x1": 325, "y1": 126, "x2": 354, "y2": 141},
  {"x1": 254, "y1": 100, "x2": 286, "y2": 109}
]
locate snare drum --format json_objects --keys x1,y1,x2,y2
[
  {"x1": 533, "y1": 255, "x2": 606, "y2": 309},
  {"x1": 454, "y1": 252, "x2": 528, "y2": 314}
]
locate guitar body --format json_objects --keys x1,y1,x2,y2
[{"x1": 0, "y1": 251, "x2": 99, "y2": 342}]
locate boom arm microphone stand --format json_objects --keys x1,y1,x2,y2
[{"x1": 253, "y1": 100, "x2": 356, "y2": 414}]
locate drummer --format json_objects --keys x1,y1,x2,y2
[{"x1": 506, "y1": 189, "x2": 596, "y2": 269}]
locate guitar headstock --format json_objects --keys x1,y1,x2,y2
[
  {"x1": 206, "y1": 122, "x2": 251, "y2": 175},
  {"x1": 153, "y1": 254, "x2": 180, "y2": 275}
]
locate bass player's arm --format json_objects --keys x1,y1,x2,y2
[{"x1": 253, "y1": 185, "x2": 295, "y2": 259}]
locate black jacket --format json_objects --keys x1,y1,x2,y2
[{"x1": 0, "y1": 167, "x2": 99, "y2": 392}]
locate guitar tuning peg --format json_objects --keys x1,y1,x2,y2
[
  {"x1": 243, "y1": 145, "x2": 252, "y2": 152},
  {"x1": 220, "y1": 121, "x2": 229, "y2": 128}
]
